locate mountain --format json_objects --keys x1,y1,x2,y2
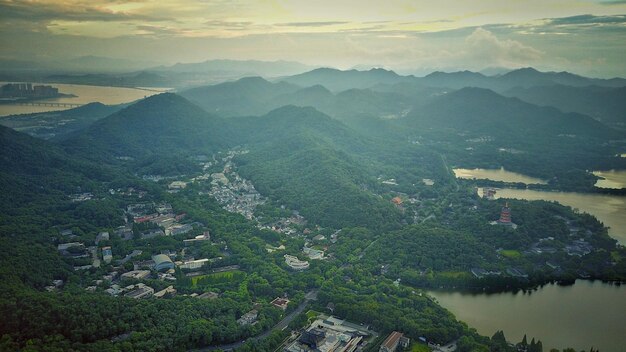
[
  {"x1": 63, "y1": 93, "x2": 229, "y2": 174},
  {"x1": 504, "y1": 84, "x2": 626, "y2": 128},
  {"x1": 0, "y1": 125, "x2": 118, "y2": 210},
  {"x1": 233, "y1": 106, "x2": 400, "y2": 230},
  {"x1": 396, "y1": 87, "x2": 626, "y2": 181},
  {"x1": 181, "y1": 77, "x2": 414, "y2": 127},
  {"x1": 372, "y1": 67, "x2": 626, "y2": 93},
  {"x1": 280, "y1": 67, "x2": 413, "y2": 92},
  {"x1": 181, "y1": 77, "x2": 300, "y2": 116},
  {"x1": 154, "y1": 59, "x2": 314, "y2": 77},
  {"x1": 0, "y1": 102, "x2": 124, "y2": 140},
  {"x1": 404, "y1": 87, "x2": 618, "y2": 139},
  {"x1": 420, "y1": 71, "x2": 492, "y2": 89}
]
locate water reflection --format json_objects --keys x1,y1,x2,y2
[{"x1": 428, "y1": 281, "x2": 626, "y2": 351}]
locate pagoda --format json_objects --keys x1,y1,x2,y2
[
  {"x1": 490, "y1": 202, "x2": 517, "y2": 229},
  {"x1": 498, "y1": 202, "x2": 512, "y2": 224}
]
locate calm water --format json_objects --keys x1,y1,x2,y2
[
  {"x1": 453, "y1": 168, "x2": 547, "y2": 185},
  {"x1": 0, "y1": 82, "x2": 169, "y2": 116},
  {"x1": 428, "y1": 281, "x2": 626, "y2": 351},
  {"x1": 481, "y1": 187, "x2": 626, "y2": 244},
  {"x1": 593, "y1": 170, "x2": 626, "y2": 189}
]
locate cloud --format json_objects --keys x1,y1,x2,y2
[
  {"x1": 0, "y1": 0, "x2": 170, "y2": 23},
  {"x1": 464, "y1": 28, "x2": 543, "y2": 64},
  {"x1": 275, "y1": 21, "x2": 349, "y2": 27},
  {"x1": 547, "y1": 14, "x2": 626, "y2": 25},
  {"x1": 598, "y1": 0, "x2": 626, "y2": 5},
  {"x1": 135, "y1": 24, "x2": 182, "y2": 36}
]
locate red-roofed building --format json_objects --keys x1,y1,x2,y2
[{"x1": 379, "y1": 331, "x2": 409, "y2": 352}]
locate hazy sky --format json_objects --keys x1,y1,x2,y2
[{"x1": 1, "y1": 0, "x2": 625, "y2": 77}]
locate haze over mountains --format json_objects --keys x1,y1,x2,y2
[{"x1": 2, "y1": 62, "x2": 626, "y2": 351}]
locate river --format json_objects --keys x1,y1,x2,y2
[
  {"x1": 453, "y1": 168, "x2": 547, "y2": 185},
  {"x1": 428, "y1": 281, "x2": 626, "y2": 351},
  {"x1": 0, "y1": 82, "x2": 170, "y2": 116},
  {"x1": 593, "y1": 170, "x2": 626, "y2": 189}
]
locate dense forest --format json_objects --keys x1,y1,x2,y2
[{"x1": 1, "y1": 67, "x2": 625, "y2": 351}]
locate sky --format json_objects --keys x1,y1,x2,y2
[{"x1": 1, "y1": 0, "x2": 625, "y2": 77}]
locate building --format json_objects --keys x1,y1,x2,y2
[
  {"x1": 490, "y1": 202, "x2": 517, "y2": 229},
  {"x1": 379, "y1": 331, "x2": 409, "y2": 352},
  {"x1": 179, "y1": 258, "x2": 209, "y2": 270},
  {"x1": 285, "y1": 254, "x2": 310, "y2": 270},
  {"x1": 391, "y1": 197, "x2": 403, "y2": 205},
  {"x1": 167, "y1": 223, "x2": 194, "y2": 236},
  {"x1": 168, "y1": 181, "x2": 187, "y2": 189},
  {"x1": 124, "y1": 283, "x2": 154, "y2": 299},
  {"x1": 237, "y1": 309, "x2": 259, "y2": 325},
  {"x1": 96, "y1": 231, "x2": 109, "y2": 244},
  {"x1": 285, "y1": 316, "x2": 374, "y2": 352},
  {"x1": 482, "y1": 187, "x2": 497, "y2": 200},
  {"x1": 121, "y1": 270, "x2": 151, "y2": 280},
  {"x1": 271, "y1": 297, "x2": 290, "y2": 310},
  {"x1": 498, "y1": 202, "x2": 512, "y2": 224},
  {"x1": 152, "y1": 254, "x2": 175, "y2": 272},
  {"x1": 183, "y1": 231, "x2": 211, "y2": 245},
  {"x1": 196, "y1": 291, "x2": 219, "y2": 300},
  {"x1": 153, "y1": 285, "x2": 177, "y2": 298},
  {"x1": 101, "y1": 246, "x2": 113, "y2": 264},
  {"x1": 303, "y1": 247, "x2": 325, "y2": 260}
]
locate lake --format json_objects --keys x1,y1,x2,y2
[
  {"x1": 0, "y1": 82, "x2": 169, "y2": 116},
  {"x1": 453, "y1": 168, "x2": 547, "y2": 185},
  {"x1": 479, "y1": 187, "x2": 626, "y2": 244},
  {"x1": 593, "y1": 170, "x2": 626, "y2": 189},
  {"x1": 428, "y1": 281, "x2": 626, "y2": 351}
]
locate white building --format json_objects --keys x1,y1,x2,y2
[
  {"x1": 284, "y1": 254, "x2": 310, "y2": 270},
  {"x1": 179, "y1": 258, "x2": 209, "y2": 270}
]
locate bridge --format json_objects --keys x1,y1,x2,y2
[{"x1": 16, "y1": 101, "x2": 84, "y2": 108}]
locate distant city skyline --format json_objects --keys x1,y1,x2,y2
[{"x1": 1, "y1": 0, "x2": 625, "y2": 77}]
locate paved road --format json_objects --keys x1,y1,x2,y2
[{"x1": 191, "y1": 289, "x2": 318, "y2": 352}]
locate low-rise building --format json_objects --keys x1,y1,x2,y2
[
  {"x1": 121, "y1": 270, "x2": 151, "y2": 280},
  {"x1": 285, "y1": 316, "x2": 374, "y2": 352},
  {"x1": 168, "y1": 181, "x2": 187, "y2": 189},
  {"x1": 153, "y1": 254, "x2": 175, "y2": 272},
  {"x1": 96, "y1": 231, "x2": 110, "y2": 244},
  {"x1": 285, "y1": 254, "x2": 310, "y2": 270},
  {"x1": 179, "y1": 258, "x2": 209, "y2": 270},
  {"x1": 303, "y1": 247, "x2": 324, "y2": 260},
  {"x1": 124, "y1": 283, "x2": 154, "y2": 299},
  {"x1": 237, "y1": 309, "x2": 259, "y2": 325},
  {"x1": 196, "y1": 291, "x2": 219, "y2": 300},
  {"x1": 153, "y1": 285, "x2": 177, "y2": 298},
  {"x1": 102, "y1": 246, "x2": 113, "y2": 264},
  {"x1": 271, "y1": 297, "x2": 290, "y2": 310},
  {"x1": 183, "y1": 231, "x2": 211, "y2": 245},
  {"x1": 379, "y1": 331, "x2": 409, "y2": 352}
]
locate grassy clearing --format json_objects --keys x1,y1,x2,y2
[
  {"x1": 410, "y1": 343, "x2": 430, "y2": 352},
  {"x1": 500, "y1": 249, "x2": 522, "y2": 259}
]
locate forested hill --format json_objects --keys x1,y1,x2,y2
[
  {"x1": 503, "y1": 84, "x2": 626, "y2": 127},
  {"x1": 280, "y1": 67, "x2": 412, "y2": 92},
  {"x1": 0, "y1": 125, "x2": 120, "y2": 211},
  {"x1": 61, "y1": 93, "x2": 232, "y2": 175},
  {"x1": 231, "y1": 106, "x2": 402, "y2": 230},
  {"x1": 181, "y1": 76, "x2": 299, "y2": 117},
  {"x1": 403, "y1": 87, "x2": 621, "y2": 140}
]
